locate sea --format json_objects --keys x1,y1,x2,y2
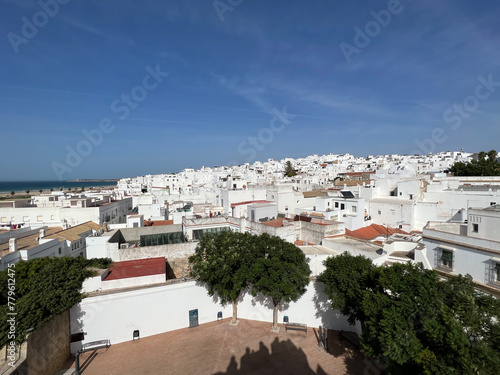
[{"x1": 0, "y1": 181, "x2": 117, "y2": 194}]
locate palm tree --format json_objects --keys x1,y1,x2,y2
[
  {"x1": 39, "y1": 189, "x2": 43, "y2": 194},
  {"x1": 25, "y1": 189, "x2": 30, "y2": 195},
  {"x1": 81, "y1": 186, "x2": 85, "y2": 192},
  {"x1": 50, "y1": 188, "x2": 54, "y2": 193},
  {"x1": 10, "y1": 191, "x2": 15, "y2": 196}
]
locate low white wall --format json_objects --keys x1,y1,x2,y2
[
  {"x1": 70, "y1": 280, "x2": 359, "y2": 353},
  {"x1": 101, "y1": 274, "x2": 165, "y2": 290}
]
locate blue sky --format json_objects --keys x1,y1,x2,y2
[{"x1": 1, "y1": 0, "x2": 499, "y2": 181}]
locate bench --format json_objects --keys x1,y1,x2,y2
[
  {"x1": 285, "y1": 322, "x2": 307, "y2": 335},
  {"x1": 80, "y1": 339, "x2": 111, "y2": 353},
  {"x1": 339, "y1": 330, "x2": 361, "y2": 350}
]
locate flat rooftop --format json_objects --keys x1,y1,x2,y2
[
  {"x1": 322, "y1": 237, "x2": 384, "y2": 259},
  {"x1": 299, "y1": 245, "x2": 340, "y2": 256},
  {"x1": 57, "y1": 319, "x2": 370, "y2": 375}
]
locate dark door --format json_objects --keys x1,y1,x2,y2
[{"x1": 189, "y1": 309, "x2": 199, "y2": 328}]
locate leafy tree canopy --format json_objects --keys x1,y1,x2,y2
[
  {"x1": 250, "y1": 233, "x2": 311, "y2": 330},
  {"x1": 0, "y1": 256, "x2": 112, "y2": 347},
  {"x1": 284, "y1": 161, "x2": 297, "y2": 177},
  {"x1": 449, "y1": 150, "x2": 500, "y2": 176},
  {"x1": 189, "y1": 231, "x2": 255, "y2": 305},
  {"x1": 319, "y1": 254, "x2": 500, "y2": 374}
]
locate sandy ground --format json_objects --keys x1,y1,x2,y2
[{"x1": 57, "y1": 319, "x2": 380, "y2": 375}]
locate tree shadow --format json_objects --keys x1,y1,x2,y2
[
  {"x1": 213, "y1": 338, "x2": 327, "y2": 375},
  {"x1": 312, "y1": 282, "x2": 379, "y2": 374},
  {"x1": 250, "y1": 291, "x2": 290, "y2": 314}
]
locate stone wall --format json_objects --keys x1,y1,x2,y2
[{"x1": 11, "y1": 311, "x2": 70, "y2": 375}]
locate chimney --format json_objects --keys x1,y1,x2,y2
[
  {"x1": 39, "y1": 228, "x2": 46, "y2": 238},
  {"x1": 9, "y1": 238, "x2": 17, "y2": 252}
]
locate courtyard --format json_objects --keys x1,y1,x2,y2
[{"x1": 58, "y1": 318, "x2": 378, "y2": 375}]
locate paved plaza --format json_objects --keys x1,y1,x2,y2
[{"x1": 58, "y1": 319, "x2": 377, "y2": 375}]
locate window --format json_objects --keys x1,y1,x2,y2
[
  {"x1": 472, "y1": 223, "x2": 479, "y2": 233},
  {"x1": 378, "y1": 210, "x2": 381, "y2": 215},
  {"x1": 58, "y1": 248, "x2": 62, "y2": 255},
  {"x1": 23, "y1": 216, "x2": 29, "y2": 222},
  {"x1": 495, "y1": 263, "x2": 500, "y2": 282},
  {"x1": 441, "y1": 250, "x2": 453, "y2": 268},
  {"x1": 37, "y1": 215, "x2": 43, "y2": 222},
  {"x1": 335, "y1": 202, "x2": 339, "y2": 208},
  {"x1": 352, "y1": 206, "x2": 357, "y2": 213},
  {"x1": 1, "y1": 217, "x2": 6, "y2": 223},
  {"x1": 341, "y1": 203, "x2": 345, "y2": 210},
  {"x1": 51, "y1": 215, "x2": 55, "y2": 220}
]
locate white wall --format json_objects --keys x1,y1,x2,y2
[
  {"x1": 101, "y1": 274, "x2": 165, "y2": 290},
  {"x1": 70, "y1": 280, "x2": 360, "y2": 353}
]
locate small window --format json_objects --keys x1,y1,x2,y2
[
  {"x1": 341, "y1": 203, "x2": 345, "y2": 210},
  {"x1": 441, "y1": 250, "x2": 453, "y2": 268},
  {"x1": 37, "y1": 215, "x2": 43, "y2": 222},
  {"x1": 352, "y1": 206, "x2": 357, "y2": 213},
  {"x1": 51, "y1": 215, "x2": 55, "y2": 220},
  {"x1": 491, "y1": 202, "x2": 497, "y2": 206},
  {"x1": 58, "y1": 248, "x2": 62, "y2": 255},
  {"x1": 472, "y1": 224, "x2": 479, "y2": 233},
  {"x1": 495, "y1": 263, "x2": 500, "y2": 282},
  {"x1": 23, "y1": 216, "x2": 29, "y2": 222},
  {"x1": 71, "y1": 332, "x2": 85, "y2": 343},
  {"x1": 335, "y1": 202, "x2": 339, "y2": 208},
  {"x1": 378, "y1": 210, "x2": 381, "y2": 215},
  {"x1": 11, "y1": 217, "x2": 15, "y2": 222},
  {"x1": 1, "y1": 217, "x2": 7, "y2": 223}
]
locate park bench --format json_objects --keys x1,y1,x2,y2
[
  {"x1": 284, "y1": 322, "x2": 307, "y2": 335},
  {"x1": 80, "y1": 339, "x2": 111, "y2": 353},
  {"x1": 339, "y1": 330, "x2": 361, "y2": 350}
]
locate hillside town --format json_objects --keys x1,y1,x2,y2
[{"x1": 1, "y1": 150, "x2": 500, "y2": 374}]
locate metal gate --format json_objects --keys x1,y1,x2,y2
[{"x1": 189, "y1": 309, "x2": 199, "y2": 328}]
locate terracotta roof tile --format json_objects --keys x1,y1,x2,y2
[
  {"x1": 104, "y1": 257, "x2": 165, "y2": 281},
  {"x1": 345, "y1": 224, "x2": 409, "y2": 241}
]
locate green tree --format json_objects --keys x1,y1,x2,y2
[
  {"x1": 10, "y1": 191, "x2": 15, "y2": 196},
  {"x1": 449, "y1": 150, "x2": 500, "y2": 176},
  {"x1": 38, "y1": 189, "x2": 43, "y2": 194},
  {"x1": 189, "y1": 231, "x2": 255, "y2": 324},
  {"x1": 250, "y1": 233, "x2": 311, "y2": 331},
  {"x1": 284, "y1": 161, "x2": 297, "y2": 177},
  {"x1": 81, "y1": 186, "x2": 85, "y2": 192},
  {"x1": 0, "y1": 257, "x2": 112, "y2": 347},
  {"x1": 319, "y1": 254, "x2": 500, "y2": 374},
  {"x1": 25, "y1": 190, "x2": 30, "y2": 195}
]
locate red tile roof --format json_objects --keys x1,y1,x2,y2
[
  {"x1": 230, "y1": 200, "x2": 271, "y2": 208},
  {"x1": 345, "y1": 224, "x2": 409, "y2": 241},
  {"x1": 261, "y1": 218, "x2": 286, "y2": 228},
  {"x1": 144, "y1": 220, "x2": 174, "y2": 226},
  {"x1": 295, "y1": 240, "x2": 315, "y2": 246},
  {"x1": 104, "y1": 257, "x2": 165, "y2": 281}
]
